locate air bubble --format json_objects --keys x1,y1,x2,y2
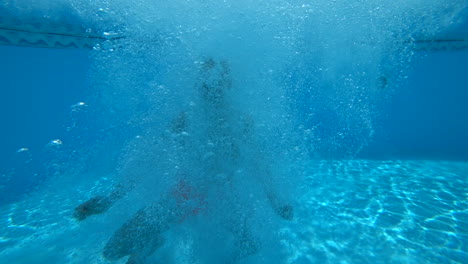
[
  {"x1": 71, "y1": 102, "x2": 87, "y2": 112},
  {"x1": 103, "y1": 31, "x2": 119, "y2": 38},
  {"x1": 16, "y1": 148, "x2": 29, "y2": 153},
  {"x1": 48, "y1": 139, "x2": 63, "y2": 147}
]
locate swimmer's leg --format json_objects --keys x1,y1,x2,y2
[{"x1": 102, "y1": 201, "x2": 182, "y2": 262}]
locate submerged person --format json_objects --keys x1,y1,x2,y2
[{"x1": 74, "y1": 58, "x2": 293, "y2": 263}]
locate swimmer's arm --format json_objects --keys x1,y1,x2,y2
[
  {"x1": 256, "y1": 167, "x2": 294, "y2": 221},
  {"x1": 265, "y1": 188, "x2": 294, "y2": 221},
  {"x1": 74, "y1": 113, "x2": 187, "y2": 221},
  {"x1": 240, "y1": 114, "x2": 294, "y2": 221}
]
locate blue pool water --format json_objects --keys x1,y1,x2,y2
[
  {"x1": 0, "y1": 160, "x2": 466, "y2": 263},
  {"x1": 0, "y1": 1, "x2": 467, "y2": 263}
]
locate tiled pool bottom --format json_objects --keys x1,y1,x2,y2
[
  {"x1": 285, "y1": 160, "x2": 468, "y2": 264},
  {"x1": 0, "y1": 160, "x2": 467, "y2": 263}
]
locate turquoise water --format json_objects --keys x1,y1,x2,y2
[
  {"x1": 1, "y1": 1, "x2": 468, "y2": 263},
  {"x1": 289, "y1": 160, "x2": 468, "y2": 264},
  {"x1": 0, "y1": 160, "x2": 467, "y2": 263}
]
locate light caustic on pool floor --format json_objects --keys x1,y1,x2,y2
[
  {"x1": 0, "y1": 160, "x2": 467, "y2": 263},
  {"x1": 284, "y1": 160, "x2": 468, "y2": 264}
]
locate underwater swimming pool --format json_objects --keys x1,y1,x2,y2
[{"x1": 1, "y1": 1, "x2": 467, "y2": 263}]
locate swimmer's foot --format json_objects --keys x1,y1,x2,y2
[
  {"x1": 228, "y1": 232, "x2": 260, "y2": 264},
  {"x1": 125, "y1": 237, "x2": 163, "y2": 264},
  {"x1": 126, "y1": 255, "x2": 144, "y2": 264},
  {"x1": 73, "y1": 196, "x2": 113, "y2": 221}
]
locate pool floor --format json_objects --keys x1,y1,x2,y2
[{"x1": 0, "y1": 160, "x2": 467, "y2": 263}]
